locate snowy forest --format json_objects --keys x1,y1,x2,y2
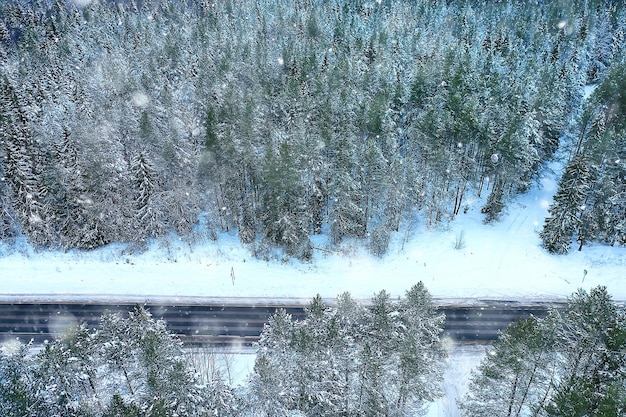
[
  {"x1": 1, "y1": 283, "x2": 625, "y2": 416},
  {"x1": 0, "y1": 0, "x2": 625, "y2": 259}
]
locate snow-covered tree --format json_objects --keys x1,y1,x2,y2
[
  {"x1": 131, "y1": 152, "x2": 159, "y2": 240},
  {"x1": 245, "y1": 308, "x2": 296, "y2": 416},
  {"x1": 460, "y1": 316, "x2": 559, "y2": 417},
  {"x1": 0, "y1": 0, "x2": 621, "y2": 255},
  {"x1": 0, "y1": 75, "x2": 54, "y2": 247},
  {"x1": 546, "y1": 287, "x2": 626, "y2": 417},
  {"x1": 249, "y1": 283, "x2": 446, "y2": 416},
  {"x1": 94, "y1": 306, "x2": 204, "y2": 415},
  {"x1": 461, "y1": 286, "x2": 626, "y2": 417},
  {"x1": 16, "y1": 306, "x2": 213, "y2": 417},
  {"x1": 35, "y1": 322, "x2": 101, "y2": 416},
  {"x1": 0, "y1": 340, "x2": 36, "y2": 417},
  {"x1": 540, "y1": 152, "x2": 594, "y2": 254}
]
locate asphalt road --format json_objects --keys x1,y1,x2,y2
[{"x1": 0, "y1": 300, "x2": 559, "y2": 346}]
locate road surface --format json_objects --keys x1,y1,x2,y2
[{"x1": 0, "y1": 299, "x2": 561, "y2": 346}]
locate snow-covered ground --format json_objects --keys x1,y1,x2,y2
[
  {"x1": 1, "y1": 160, "x2": 623, "y2": 305},
  {"x1": 426, "y1": 343, "x2": 487, "y2": 417}
]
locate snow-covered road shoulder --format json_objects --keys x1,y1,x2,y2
[{"x1": 1, "y1": 160, "x2": 624, "y2": 303}]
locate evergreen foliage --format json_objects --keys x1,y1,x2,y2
[
  {"x1": 247, "y1": 282, "x2": 446, "y2": 416},
  {"x1": 460, "y1": 285, "x2": 626, "y2": 417},
  {"x1": 0, "y1": 340, "x2": 35, "y2": 417},
  {"x1": 540, "y1": 153, "x2": 594, "y2": 254},
  {"x1": 0, "y1": 306, "x2": 230, "y2": 417},
  {"x1": 1, "y1": 285, "x2": 624, "y2": 416},
  {"x1": 0, "y1": 0, "x2": 623, "y2": 258},
  {"x1": 541, "y1": 58, "x2": 626, "y2": 253}
]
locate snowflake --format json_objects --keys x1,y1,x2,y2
[{"x1": 131, "y1": 91, "x2": 150, "y2": 108}]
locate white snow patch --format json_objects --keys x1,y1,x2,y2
[
  {"x1": 583, "y1": 84, "x2": 598, "y2": 101},
  {"x1": 131, "y1": 91, "x2": 150, "y2": 108},
  {"x1": 426, "y1": 344, "x2": 486, "y2": 417},
  {"x1": 0, "y1": 339, "x2": 24, "y2": 356}
]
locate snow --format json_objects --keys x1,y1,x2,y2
[
  {"x1": 70, "y1": 0, "x2": 93, "y2": 8},
  {"x1": 1, "y1": 160, "x2": 623, "y2": 305},
  {"x1": 426, "y1": 344, "x2": 486, "y2": 417}
]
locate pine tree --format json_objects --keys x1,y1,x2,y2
[
  {"x1": 569, "y1": 60, "x2": 626, "y2": 249},
  {"x1": 0, "y1": 76, "x2": 54, "y2": 247},
  {"x1": 460, "y1": 316, "x2": 559, "y2": 417},
  {"x1": 260, "y1": 142, "x2": 311, "y2": 259},
  {"x1": 250, "y1": 285, "x2": 446, "y2": 416},
  {"x1": 131, "y1": 152, "x2": 159, "y2": 241},
  {"x1": 395, "y1": 282, "x2": 447, "y2": 411},
  {"x1": 102, "y1": 393, "x2": 144, "y2": 417},
  {"x1": 88, "y1": 306, "x2": 206, "y2": 416},
  {"x1": 47, "y1": 128, "x2": 107, "y2": 249},
  {"x1": 461, "y1": 286, "x2": 626, "y2": 417},
  {"x1": 34, "y1": 322, "x2": 100, "y2": 416},
  {"x1": 584, "y1": 6, "x2": 615, "y2": 83},
  {"x1": 203, "y1": 376, "x2": 241, "y2": 417},
  {"x1": 0, "y1": 174, "x2": 17, "y2": 243},
  {"x1": 481, "y1": 178, "x2": 505, "y2": 224},
  {"x1": 329, "y1": 136, "x2": 367, "y2": 244},
  {"x1": 246, "y1": 308, "x2": 296, "y2": 416},
  {"x1": 546, "y1": 287, "x2": 626, "y2": 417}
]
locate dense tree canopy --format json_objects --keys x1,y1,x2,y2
[
  {"x1": 0, "y1": 305, "x2": 239, "y2": 416},
  {"x1": 541, "y1": 60, "x2": 626, "y2": 253},
  {"x1": 246, "y1": 282, "x2": 446, "y2": 416},
  {"x1": 0, "y1": 0, "x2": 624, "y2": 258}
]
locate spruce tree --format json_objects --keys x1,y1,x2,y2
[
  {"x1": 546, "y1": 287, "x2": 626, "y2": 417},
  {"x1": 250, "y1": 284, "x2": 446, "y2": 416},
  {"x1": 131, "y1": 152, "x2": 159, "y2": 241},
  {"x1": 34, "y1": 323, "x2": 100, "y2": 416},
  {"x1": 0, "y1": 76, "x2": 54, "y2": 247},
  {"x1": 540, "y1": 152, "x2": 594, "y2": 254},
  {"x1": 246, "y1": 308, "x2": 296, "y2": 416},
  {"x1": 260, "y1": 142, "x2": 310, "y2": 259}
]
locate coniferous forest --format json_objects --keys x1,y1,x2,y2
[
  {"x1": 1, "y1": 283, "x2": 624, "y2": 416},
  {"x1": 0, "y1": 0, "x2": 625, "y2": 259}
]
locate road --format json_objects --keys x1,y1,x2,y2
[{"x1": 0, "y1": 300, "x2": 560, "y2": 346}]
